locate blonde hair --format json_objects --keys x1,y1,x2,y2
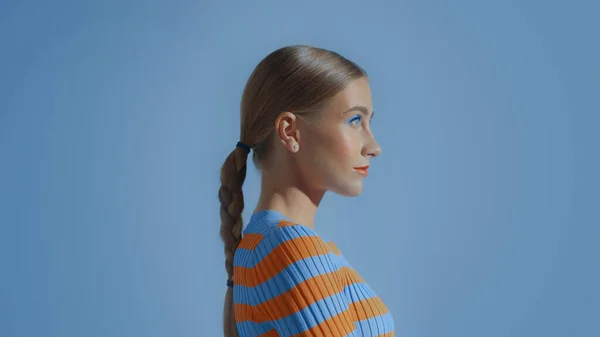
[{"x1": 218, "y1": 45, "x2": 366, "y2": 336}]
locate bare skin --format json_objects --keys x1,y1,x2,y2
[{"x1": 254, "y1": 77, "x2": 382, "y2": 228}]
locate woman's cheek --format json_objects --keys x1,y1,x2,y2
[
  {"x1": 335, "y1": 131, "x2": 358, "y2": 159},
  {"x1": 316, "y1": 126, "x2": 356, "y2": 171}
]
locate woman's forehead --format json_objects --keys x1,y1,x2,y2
[{"x1": 329, "y1": 78, "x2": 373, "y2": 115}]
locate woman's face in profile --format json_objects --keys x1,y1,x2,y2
[{"x1": 297, "y1": 76, "x2": 382, "y2": 197}]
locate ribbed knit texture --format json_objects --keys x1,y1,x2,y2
[{"x1": 232, "y1": 210, "x2": 395, "y2": 337}]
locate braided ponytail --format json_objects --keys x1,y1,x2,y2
[{"x1": 218, "y1": 146, "x2": 249, "y2": 337}]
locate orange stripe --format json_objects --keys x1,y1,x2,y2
[
  {"x1": 278, "y1": 219, "x2": 297, "y2": 228},
  {"x1": 326, "y1": 241, "x2": 342, "y2": 255},
  {"x1": 292, "y1": 309, "x2": 357, "y2": 337},
  {"x1": 350, "y1": 296, "x2": 390, "y2": 321},
  {"x1": 235, "y1": 266, "x2": 363, "y2": 322},
  {"x1": 238, "y1": 233, "x2": 264, "y2": 250},
  {"x1": 233, "y1": 236, "x2": 330, "y2": 287},
  {"x1": 374, "y1": 332, "x2": 395, "y2": 337}
]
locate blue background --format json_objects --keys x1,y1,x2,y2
[{"x1": 1, "y1": 1, "x2": 598, "y2": 336}]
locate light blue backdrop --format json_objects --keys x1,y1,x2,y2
[{"x1": 1, "y1": 1, "x2": 598, "y2": 336}]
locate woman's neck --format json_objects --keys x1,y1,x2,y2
[{"x1": 254, "y1": 177, "x2": 325, "y2": 229}]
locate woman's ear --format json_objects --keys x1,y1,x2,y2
[{"x1": 275, "y1": 111, "x2": 300, "y2": 153}]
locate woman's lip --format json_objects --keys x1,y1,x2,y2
[{"x1": 353, "y1": 166, "x2": 369, "y2": 176}]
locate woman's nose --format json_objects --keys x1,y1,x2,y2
[{"x1": 363, "y1": 135, "x2": 382, "y2": 158}]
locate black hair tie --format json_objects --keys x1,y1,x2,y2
[{"x1": 236, "y1": 141, "x2": 251, "y2": 154}]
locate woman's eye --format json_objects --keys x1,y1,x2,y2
[{"x1": 348, "y1": 115, "x2": 362, "y2": 125}]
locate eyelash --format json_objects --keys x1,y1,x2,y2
[{"x1": 348, "y1": 115, "x2": 362, "y2": 126}]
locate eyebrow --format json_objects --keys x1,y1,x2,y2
[{"x1": 343, "y1": 105, "x2": 375, "y2": 121}]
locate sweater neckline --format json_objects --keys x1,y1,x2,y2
[{"x1": 249, "y1": 209, "x2": 293, "y2": 224}]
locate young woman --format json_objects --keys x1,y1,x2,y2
[{"x1": 219, "y1": 45, "x2": 394, "y2": 337}]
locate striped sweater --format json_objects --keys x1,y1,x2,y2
[{"x1": 232, "y1": 210, "x2": 395, "y2": 337}]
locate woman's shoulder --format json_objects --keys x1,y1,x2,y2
[
  {"x1": 237, "y1": 210, "x2": 329, "y2": 260},
  {"x1": 234, "y1": 210, "x2": 343, "y2": 289},
  {"x1": 234, "y1": 210, "x2": 334, "y2": 284}
]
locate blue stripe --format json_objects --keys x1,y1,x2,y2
[
  {"x1": 242, "y1": 209, "x2": 294, "y2": 235},
  {"x1": 333, "y1": 252, "x2": 353, "y2": 269},
  {"x1": 233, "y1": 246, "x2": 256, "y2": 268},
  {"x1": 233, "y1": 247, "x2": 254, "y2": 267},
  {"x1": 344, "y1": 282, "x2": 379, "y2": 304},
  {"x1": 242, "y1": 220, "x2": 274, "y2": 235},
  {"x1": 334, "y1": 255, "x2": 352, "y2": 269},
  {"x1": 354, "y1": 311, "x2": 395, "y2": 336}
]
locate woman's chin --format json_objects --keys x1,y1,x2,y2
[{"x1": 331, "y1": 181, "x2": 364, "y2": 197}]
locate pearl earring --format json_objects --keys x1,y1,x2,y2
[{"x1": 293, "y1": 144, "x2": 298, "y2": 151}]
